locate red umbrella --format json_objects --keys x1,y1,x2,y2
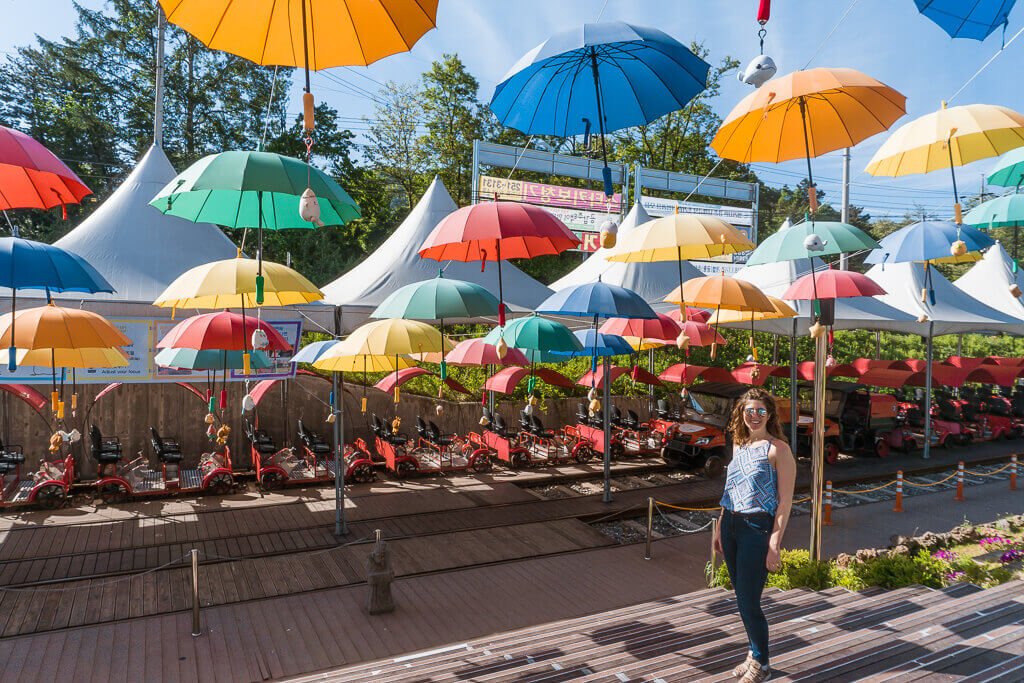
[
  {"x1": 678, "y1": 320, "x2": 726, "y2": 347},
  {"x1": 577, "y1": 364, "x2": 662, "y2": 389},
  {"x1": 418, "y1": 202, "x2": 580, "y2": 324},
  {"x1": 666, "y1": 306, "x2": 711, "y2": 323},
  {"x1": 0, "y1": 125, "x2": 91, "y2": 216},
  {"x1": 157, "y1": 311, "x2": 290, "y2": 352},
  {"x1": 483, "y1": 366, "x2": 575, "y2": 394},
  {"x1": 444, "y1": 337, "x2": 529, "y2": 367},
  {"x1": 600, "y1": 313, "x2": 680, "y2": 341},
  {"x1": 782, "y1": 268, "x2": 887, "y2": 301}
]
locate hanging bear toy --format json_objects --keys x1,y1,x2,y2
[{"x1": 737, "y1": 1, "x2": 777, "y2": 88}]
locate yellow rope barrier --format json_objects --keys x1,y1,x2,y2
[
  {"x1": 655, "y1": 501, "x2": 722, "y2": 512},
  {"x1": 832, "y1": 481, "x2": 896, "y2": 495},
  {"x1": 964, "y1": 463, "x2": 1014, "y2": 477},
  {"x1": 902, "y1": 471, "x2": 959, "y2": 488}
]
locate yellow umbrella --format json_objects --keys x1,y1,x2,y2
[
  {"x1": 865, "y1": 102, "x2": 1024, "y2": 221},
  {"x1": 159, "y1": 0, "x2": 437, "y2": 131},
  {"x1": 154, "y1": 254, "x2": 323, "y2": 309},
  {"x1": 15, "y1": 347, "x2": 129, "y2": 369},
  {"x1": 311, "y1": 352, "x2": 414, "y2": 373},
  {"x1": 705, "y1": 296, "x2": 798, "y2": 324},
  {"x1": 326, "y1": 318, "x2": 453, "y2": 357},
  {"x1": 712, "y1": 67, "x2": 905, "y2": 211}
]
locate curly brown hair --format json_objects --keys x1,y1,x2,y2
[{"x1": 728, "y1": 387, "x2": 786, "y2": 445}]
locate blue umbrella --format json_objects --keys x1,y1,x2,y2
[
  {"x1": 864, "y1": 220, "x2": 995, "y2": 265},
  {"x1": 290, "y1": 340, "x2": 340, "y2": 365},
  {"x1": 0, "y1": 237, "x2": 114, "y2": 370},
  {"x1": 915, "y1": 0, "x2": 1016, "y2": 41},
  {"x1": 490, "y1": 22, "x2": 709, "y2": 195},
  {"x1": 551, "y1": 330, "x2": 633, "y2": 358},
  {"x1": 536, "y1": 281, "x2": 657, "y2": 320}
]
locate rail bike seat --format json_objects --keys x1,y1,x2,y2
[
  {"x1": 529, "y1": 415, "x2": 555, "y2": 439},
  {"x1": 150, "y1": 427, "x2": 184, "y2": 464},
  {"x1": 519, "y1": 410, "x2": 533, "y2": 433},
  {"x1": 0, "y1": 461, "x2": 16, "y2": 475},
  {"x1": 245, "y1": 421, "x2": 278, "y2": 455},
  {"x1": 298, "y1": 420, "x2": 332, "y2": 456},
  {"x1": 89, "y1": 425, "x2": 123, "y2": 464},
  {"x1": 610, "y1": 406, "x2": 624, "y2": 427},
  {"x1": 427, "y1": 421, "x2": 453, "y2": 446},
  {"x1": 904, "y1": 407, "x2": 925, "y2": 428},
  {"x1": 576, "y1": 403, "x2": 590, "y2": 424},
  {"x1": 415, "y1": 416, "x2": 431, "y2": 441},
  {"x1": 656, "y1": 399, "x2": 678, "y2": 421},
  {"x1": 937, "y1": 400, "x2": 960, "y2": 422},
  {"x1": 492, "y1": 412, "x2": 511, "y2": 438}
]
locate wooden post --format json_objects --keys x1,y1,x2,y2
[
  {"x1": 893, "y1": 471, "x2": 904, "y2": 512},
  {"x1": 955, "y1": 461, "x2": 965, "y2": 501},
  {"x1": 823, "y1": 481, "x2": 833, "y2": 526},
  {"x1": 190, "y1": 548, "x2": 201, "y2": 637},
  {"x1": 644, "y1": 497, "x2": 654, "y2": 560}
]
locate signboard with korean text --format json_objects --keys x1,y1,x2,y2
[{"x1": 640, "y1": 195, "x2": 755, "y2": 264}]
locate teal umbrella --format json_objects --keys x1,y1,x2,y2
[
  {"x1": 746, "y1": 220, "x2": 881, "y2": 265},
  {"x1": 482, "y1": 314, "x2": 583, "y2": 356},
  {"x1": 370, "y1": 272, "x2": 499, "y2": 320},
  {"x1": 155, "y1": 347, "x2": 273, "y2": 370},
  {"x1": 987, "y1": 147, "x2": 1024, "y2": 188},
  {"x1": 964, "y1": 193, "x2": 1024, "y2": 267}
]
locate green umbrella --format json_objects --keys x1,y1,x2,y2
[
  {"x1": 746, "y1": 220, "x2": 881, "y2": 266},
  {"x1": 963, "y1": 192, "x2": 1024, "y2": 267},
  {"x1": 155, "y1": 347, "x2": 273, "y2": 370},
  {"x1": 482, "y1": 314, "x2": 583, "y2": 355},
  {"x1": 370, "y1": 271, "x2": 499, "y2": 320},
  {"x1": 987, "y1": 147, "x2": 1024, "y2": 188}
]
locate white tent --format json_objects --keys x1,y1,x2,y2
[
  {"x1": 53, "y1": 145, "x2": 237, "y2": 303},
  {"x1": 734, "y1": 258, "x2": 919, "y2": 335},
  {"x1": 954, "y1": 242, "x2": 1024, "y2": 322},
  {"x1": 550, "y1": 201, "x2": 705, "y2": 303},
  {"x1": 322, "y1": 176, "x2": 552, "y2": 321},
  {"x1": 866, "y1": 261, "x2": 1024, "y2": 336}
]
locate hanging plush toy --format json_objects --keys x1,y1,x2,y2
[
  {"x1": 299, "y1": 187, "x2": 326, "y2": 227},
  {"x1": 326, "y1": 411, "x2": 336, "y2": 424},
  {"x1": 676, "y1": 331, "x2": 691, "y2": 350},
  {"x1": 738, "y1": 0, "x2": 777, "y2": 88},
  {"x1": 391, "y1": 416, "x2": 401, "y2": 435},
  {"x1": 587, "y1": 387, "x2": 601, "y2": 416},
  {"x1": 479, "y1": 407, "x2": 490, "y2": 427},
  {"x1": 215, "y1": 424, "x2": 231, "y2": 447},
  {"x1": 206, "y1": 423, "x2": 217, "y2": 441},
  {"x1": 204, "y1": 412, "x2": 216, "y2": 425},
  {"x1": 435, "y1": 403, "x2": 444, "y2": 416},
  {"x1": 803, "y1": 234, "x2": 827, "y2": 252},
  {"x1": 495, "y1": 337, "x2": 508, "y2": 360},
  {"x1": 599, "y1": 218, "x2": 618, "y2": 249},
  {"x1": 825, "y1": 354, "x2": 837, "y2": 368},
  {"x1": 242, "y1": 392, "x2": 256, "y2": 413},
  {"x1": 950, "y1": 240, "x2": 967, "y2": 257},
  {"x1": 809, "y1": 321, "x2": 826, "y2": 339},
  {"x1": 1010, "y1": 283, "x2": 1023, "y2": 298},
  {"x1": 251, "y1": 328, "x2": 269, "y2": 351}
]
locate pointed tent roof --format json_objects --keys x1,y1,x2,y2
[
  {"x1": 52, "y1": 145, "x2": 237, "y2": 303},
  {"x1": 734, "y1": 258, "x2": 919, "y2": 335},
  {"x1": 322, "y1": 176, "x2": 552, "y2": 312},
  {"x1": 866, "y1": 261, "x2": 1024, "y2": 336},
  {"x1": 954, "y1": 241, "x2": 1024, "y2": 321},
  {"x1": 549, "y1": 201, "x2": 705, "y2": 303}
]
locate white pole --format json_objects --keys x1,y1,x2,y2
[
  {"x1": 154, "y1": 3, "x2": 166, "y2": 147},
  {"x1": 839, "y1": 148, "x2": 850, "y2": 270}
]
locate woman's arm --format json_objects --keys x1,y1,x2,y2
[{"x1": 766, "y1": 439, "x2": 796, "y2": 571}]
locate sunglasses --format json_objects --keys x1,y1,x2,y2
[{"x1": 744, "y1": 407, "x2": 768, "y2": 417}]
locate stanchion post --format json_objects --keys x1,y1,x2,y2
[
  {"x1": 644, "y1": 497, "x2": 654, "y2": 560},
  {"x1": 955, "y1": 461, "x2": 965, "y2": 501},
  {"x1": 893, "y1": 471, "x2": 904, "y2": 513},
  {"x1": 1011, "y1": 454, "x2": 1018, "y2": 491},
  {"x1": 710, "y1": 517, "x2": 719, "y2": 576},
  {"x1": 823, "y1": 481, "x2": 833, "y2": 526},
  {"x1": 190, "y1": 548, "x2": 201, "y2": 637}
]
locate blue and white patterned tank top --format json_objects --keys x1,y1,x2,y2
[{"x1": 720, "y1": 440, "x2": 779, "y2": 515}]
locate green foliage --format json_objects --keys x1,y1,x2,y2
[
  {"x1": 854, "y1": 550, "x2": 947, "y2": 589},
  {"x1": 705, "y1": 560, "x2": 732, "y2": 589},
  {"x1": 765, "y1": 549, "x2": 834, "y2": 590}
]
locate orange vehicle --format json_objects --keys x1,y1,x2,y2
[
  {"x1": 775, "y1": 398, "x2": 842, "y2": 464},
  {"x1": 654, "y1": 382, "x2": 744, "y2": 478}
]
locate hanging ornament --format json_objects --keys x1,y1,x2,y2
[
  {"x1": 56, "y1": 400, "x2": 65, "y2": 420},
  {"x1": 498, "y1": 302, "x2": 506, "y2": 327},
  {"x1": 495, "y1": 337, "x2": 508, "y2": 359},
  {"x1": 1010, "y1": 283, "x2": 1022, "y2": 298},
  {"x1": 326, "y1": 411, "x2": 336, "y2": 424},
  {"x1": 528, "y1": 394, "x2": 538, "y2": 407},
  {"x1": 950, "y1": 240, "x2": 967, "y2": 257},
  {"x1": 50, "y1": 390, "x2": 59, "y2": 413},
  {"x1": 710, "y1": 342, "x2": 719, "y2": 359},
  {"x1": 391, "y1": 416, "x2": 402, "y2": 434},
  {"x1": 676, "y1": 331, "x2": 691, "y2": 350},
  {"x1": 215, "y1": 424, "x2": 231, "y2": 446},
  {"x1": 809, "y1": 322, "x2": 826, "y2": 339},
  {"x1": 206, "y1": 423, "x2": 216, "y2": 440},
  {"x1": 204, "y1": 412, "x2": 216, "y2": 425},
  {"x1": 242, "y1": 393, "x2": 256, "y2": 413},
  {"x1": 435, "y1": 403, "x2": 444, "y2": 416},
  {"x1": 479, "y1": 407, "x2": 490, "y2": 427},
  {"x1": 524, "y1": 402, "x2": 534, "y2": 416},
  {"x1": 738, "y1": 0, "x2": 777, "y2": 87},
  {"x1": 825, "y1": 354, "x2": 837, "y2": 368},
  {"x1": 917, "y1": 313, "x2": 930, "y2": 323},
  {"x1": 803, "y1": 234, "x2": 826, "y2": 252},
  {"x1": 360, "y1": 397, "x2": 367, "y2": 414},
  {"x1": 599, "y1": 217, "x2": 619, "y2": 249},
  {"x1": 750, "y1": 366, "x2": 761, "y2": 381},
  {"x1": 251, "y1": 328, "x2": 269, "y2": 350},
  {"x1": 242, "y1": 352, "x2": 252, "y2": 376},
  {"x1": 588, "y1": 397, "x2": 601, "y2": 416},
  {"x1": 746, "y1": 353, "x2": 756, "y2": 363},
  {"x1": 393, "y1": 384, "x2": 400, "y2": 404},
  {"x1": 299, "y1": 187, "x2": 325, "y2": 227},
  {"x1": 588, "y1": 387, "x2": 598, "y2": 402},
  {"x1": 71, "y1": 393, "x2": 78, "y2": 418},
  {"x1": 219, "y1": 389, "x2": 228, "y2": 410},
  {"x1": 680, "y1": 387, "x2": 689, "y2": 401}
]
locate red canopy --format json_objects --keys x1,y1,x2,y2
[
  {"x1": 858, "y1": 368, "x2": 915, "y2": 389},
  {"x1": 577, "y1": 364, "x2": 662, "y2": 389},
  {"x1": 250, "y1": 379, "x2": 279, "y2": 407},
  {"x1": 981, "y1": 356, "x2": 1024, "y2": 367},
  {"x1": 174, "y1": 382, "x2": 208, "y2": 402},
  {"x1": 945, "y1": 356, "x2": 987, "y2": 369},
  {"x1": 850, "y1": 358, "x2": 913, "y2": 374},
  {"x1": 731, "y1": 363, "x2": 780, "y2": 386},
  {"x1": 483, "y1": 366, "x2": 574, "y2": 394},
  {"x1": 0, "y1": 383, "x2": 48, "y2": 412},
  {"x1": 966, "y1": 365, "x2": 1024, "y2": 386},
  {"x1": 418, "y1": 202, "x2": 579, "y2": 262},
  {"x1": 157, "y1": 311, "x2": 291, "y2": 352},
  {"x1": 375, "y1": 367, "x2": 472, "y2": 396},
  {"x1": 905, "y1": 364, "x2": 973, "y2": 388},
  {"x1": 659, "y1": 364, "x2": 734, "y2": 385}
]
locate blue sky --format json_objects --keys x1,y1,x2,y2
[{"x1": 3, "y1": 0, "x2": 1024, "y2": 222}]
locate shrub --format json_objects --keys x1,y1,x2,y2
[{"x1": 853, "y1": 550, "x2": 947, "y2": 589}]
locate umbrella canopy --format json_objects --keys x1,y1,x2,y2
[
  {"x1": 150, "y1": 151, "x2": 360, "y2": 228},
  {"x1": 481, "y1": 314, "x2": 583, "y2": 355},
  {"x1": 490, "y1": 21, "x2": 709, "y2": 138},
  {"x1": 665, "y1": 273, "x2": 775, "y2": 312},
  {"x1": 370, "y1": 271, "x2": 499, "y2": 321},
  {"x1": 0, "y1": 237, "x2": 113, "y2": 293},
  {"x1": 536, "y1": 281, "x2": 657, "y2": 320},
  {"x1": 746, "y1": 220, "x2": 881, "y2": 265},
  {"x1": 963, "y1": 193, "x2": 1024, "y2": 228},
  {"x1": 0, "y1": 125, "x2": 91, "y2": 212},
  {"x1": 483, "y1": 366, "x2": 575, "y2": 394},
  {"x1": 312, "y1": 351, "x2": 414, "y2": 374},
  {"x1": 155, "y1": 347, "x2": 273, "y2": 370},
  {"x1": 577, "y1": 365, "x2": 662, "y2": 389},
  {"x1": 374, "y1": 367, "x2": 472, "y2": 396},
  {"x1": 864, "y1": 220, "x2": 994, "y2": 265},
  {"x1": 606, "y1": 213, "x2": 755, "y2": 263},
  {"x1": 156, "y1": 311, "x2": 291, "y2": 352},
  {"x1": 706, "y1": 296, "x2": 798, "y2": 324},
  {"x1": 914, "y1": 0, "x2": 1016, "y2": 40},
  {"x1": 153, "y1": 255, "x2": 322, "y2": 308},
  {"x1": 673, "y1": 319, "x2": 728, "y2": 346},
  {"x1": 866, "y1": 103, "x2": 1024, "y2": 176},
  {"x1": 712, "y1": 68, "x2": 906, "y2": 164},
  {"x1": 783, "y1": 269, "x2": 887, "y2": 300},
  {"x1": 600, "y1": 313, "x2": 680, "y2": 343},
  {"x1": 987, "y1": 146, "x2": 1024, "y2": 187},
  {"x1": 15, "y1": 347, "x2": 128, "y2": 369},
  {"x1": 328, "y1": 318, "x2": 452, "y2": 357},
  {"x1": 0, "y1": 303, "x2": 130, "y2": 350},
  {"x1": 418, "y1": 202, "x2": 579, "y2": 262},
  {"x1": 444, "y1": 337, "x2": 529, "y2": 367},
  {"x1": 551, "y1": 330, "x2": 634, "y2": 358},
  {"x1": 659, "y1": 364, "x2": 734, "y2": 384},
  {"x1": 158, "y1": 0, "x2": 437, "y2": 69},
  {"x1": 290, "y1": 340, "x2": 340, "y2": 365},
  {"x1": 666, "y1": 307, "x2": 712, "y2": 323}
]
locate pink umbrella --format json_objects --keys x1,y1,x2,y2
[
  {"x1": 658, "y1": 364, "x2": 733, "y2": 385},
  {"x1": 600, "y1": 313, "x2": 680, "y2": 342},
  {"x1": 782, "y1": 268, "x2": 886, "y2": 301},
  {"x1": 374, "y1": 367, "x2": 473, "y2": 396},
  {"x1": 444, "y1": 337, "x2": 529, "y2": 366},
  {"x1": 666, "y1": 307, "x2": 711, "y2": 323},
  {"x1": 0, "y1": 125, "x2": 91, "y2": 215},
  {"x1": 483, "y1": 366, "x2": 575, "y2": 394}
]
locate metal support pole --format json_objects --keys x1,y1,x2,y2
[
  {"x1": 839, "y1": 148, "x2": 850, "y2": 270},
  {"x1": 923, "y1": 325, "x2": 934, "y2": 460},
  {"x1": 789, "y1": 323, "x2": 799, "y2": 455},
  {"x1": 154, "y1": 4, "x2": 166, "y2": 147},
  {"x1": 810, "y1": 330, "x2": 828, "y2": 561},
  {"x1": 644, "y1": 497, "x2": 654, "y2": 560},
  {"x1": 875, "y1": 330, "x2": 881, "y2": 360},
  {"x1": 190, "y1": 548, "x2": 201, "y2": 636},
  {"x1": 602, "y1": 355, "x2": 613, "y2": 503},
  {"x1": 647, "y1": 348, "x2": 656, "y2": 415}
]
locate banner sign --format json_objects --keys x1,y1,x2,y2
[
  {"x1": 479, "y1": 175, "x2": 622, "y2": 212},
  {"x1": 640, "y1": 195, "x2": 755, "y2": 263},
  {"x1": 0, "y1": 318, "x2": 301, "y2": 384}
]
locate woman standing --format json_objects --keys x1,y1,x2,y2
[{"x1": 713, "y1": 387, "x2": 796, "y2": 682}]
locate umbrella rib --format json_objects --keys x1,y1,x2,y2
[
  {"x1": 337, "y1": 0, "x2": 367, "y2": 65},
  {"x1": 258, "y1": 0, "x2": 278, "y2": 66}
]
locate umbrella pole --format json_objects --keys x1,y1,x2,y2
[
  {"x1": 589, "y1": 47, "x2": 614, "y2": 197},
  {"x1": 677, "y1": 247, "x2": 686, "y2": 318},
  {"x1": 333, "y1": 370, "x2": 347, "y2": 536},
  {"x1": 798, "y1": 98, "x2": 817, "y2": 215},
  {"x1": 809, "y1": 324, "x2": 827, "y2": 561},
  {"x1": 602, "y1": 354, "x2": 613, "y2": 504},
  {"x1": 789, "y1": 320, "x2": 798, "y2": 455},
  {"x1": 924, "y1": 324, "x2": 934, "y2": 460},
  {"x1": 648, "y1": 348, "x2": 656, "y2": 415},
  {"x1": 946, "y1": 139, "x2": 961, "y2": 224},
  {"x1": 1015, "y1": 225, "x2": 1020, "y2": 272},
  {"x1": 496, "y1": 242, "x2": 506, "y2": 327}
]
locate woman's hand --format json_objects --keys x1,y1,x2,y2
[
  {"x1": 713, "y1": 522, "x2": 724, "y2": 556},
  {"x1": 766, "y1": 543, "x2": 781, "y2": 572}
]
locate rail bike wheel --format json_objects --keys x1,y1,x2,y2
[
  {"x1": 207, "y1": 472, "x2": 234, "y2": 495},
  {"x1": 261, "y1": 472, "x2": 284, "y2": 490},
  {"x1": 351, "y1": 463, "x2": 375, "y2": 484},
  {"x1": 99, "y1": 481, "x2": 129, "y2": 504},
  {"x1": 35, "y1": 484, "x2": 66, "y2": 509}
]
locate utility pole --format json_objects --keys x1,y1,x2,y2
[
  {"x1": 839, "y1": 147, "x2": 850, "y2": 269},
  {"x1": 154, "y1": 2, "x2": 166, "y2": 147}
]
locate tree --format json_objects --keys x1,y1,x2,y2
[
  {"x1": 417, "y1": 54, "x2": 488, "y2": 205},
  {"x1": 363, "y1": 81, "x2": 426, "y2": 212}
]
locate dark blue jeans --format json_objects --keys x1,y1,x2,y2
[{"x1": 720, "y1": 509, "x2": 773, "y2": 665}]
